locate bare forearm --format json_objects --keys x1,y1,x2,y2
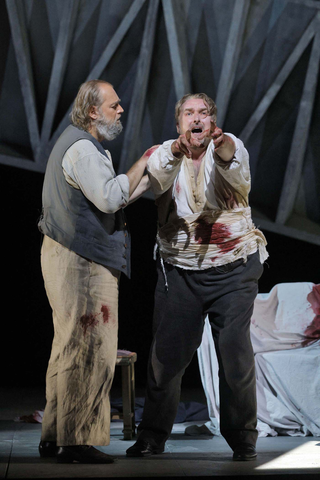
[
  {"x1": 126, "y1": 158, "x2": 148, "y2": 197},
  {"x1": 214, "y1": 134, "x2": 235, "y2": 162},
  {"x1": 127, "y1": 175, "x2": 151, "y2": 204},
  {"x1": 126, "y1": 145, "x2": 160, "y2": 197}
]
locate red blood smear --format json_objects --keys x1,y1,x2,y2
[
  {"x1": 145, "y1": 146, "x2": 159, "y2": 158},
  {"x1": 218, "y1": 238, "x2": 240, "y2": 253},
  {"x1": 303, "y1": 284, "x2": 320, "y2": 347},
  {"x1": 80, "y1": 314, "x2": 99, "y2": 336},
  {"x1": 101, "y1": 305, "x2": 110, "y2": 323},
  {"x1": 194, "y1": 219, "x2": 240, "y2": 253},
  {"x1": 175, "y1": 181, "x2": 181, "y2": 194},
  {"x1": 195, "y1": 219, "x2": 230, "y2": 244}
]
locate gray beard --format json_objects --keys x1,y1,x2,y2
[{"x1": 95, "y1": 115, "x2": 123, "y2": 141}]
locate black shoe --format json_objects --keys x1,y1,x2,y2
[
  {"x1": 126, "y1": 439, "x2": 164, "y2": 457},
  {"x1": 39, "y1": 441, "x2": 57, "y2": 458},
  {"x1": 56, "y1": 445, "x2": 115, "y2": 464},
  {"x1": 233, "y1": 443, "x2": 257, "y2": 461}
]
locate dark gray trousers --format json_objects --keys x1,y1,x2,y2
[{"x1": 137, "y1": 251, "x2": 264, "y2": 451}]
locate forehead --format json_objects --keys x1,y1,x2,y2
[
  {"x1": 99, "y1": 83, "x2": 119, "y2": 105},
  {"x1": 181, "y1": 98, "x2": 208, "y2": 112}
]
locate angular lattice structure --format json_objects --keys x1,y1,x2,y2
[{"x1": 1, "y1": 0, "x2": 320, "y2": 244}]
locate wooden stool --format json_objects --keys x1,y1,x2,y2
[{"x1": 112, "y1": 350, "x2": 137, "y2": 440}]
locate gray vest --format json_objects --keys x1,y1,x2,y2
[{"x1": 38, "y1": 125, "x2": 131, "y2": 277}]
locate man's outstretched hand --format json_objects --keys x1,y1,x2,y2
[
  {"x1": 210, "y1": 121, "x2": 235, "y2": 162},
  {"x1": 171, "y1": 129, "x2": 210, "y2": 159},
  {"x1": 171, "y1": 121, "x2": 235, "y2": 162}
]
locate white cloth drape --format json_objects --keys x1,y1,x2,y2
[{"x1": 197, "y1": 282, "x2": 320, "y2": 437}]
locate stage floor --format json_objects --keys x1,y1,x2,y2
[{"x1": 1, "y1": 387, "x2": 320, "y2": 479}]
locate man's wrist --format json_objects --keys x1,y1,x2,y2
[
  {"x1": 214, "y1": 135, "x2": 235, "y2": 162},
  {"x1": 170, "y1": 142, "x2": 184, "y2": 159}
]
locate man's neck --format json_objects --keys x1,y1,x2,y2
[{"x1": 87, "y1": 125, "x2": 101, "y2": 142}]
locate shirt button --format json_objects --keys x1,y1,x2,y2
[
  {"x1": 123, "y1": 254, "x2": 126, "y2": 259},
  {"x1": 124, "y1": 244, "x2": 127, "y2": 248},
  {"x1": 122, "y1": 265, "x2": 126, "y2": 269},
  {"x1": 124, "y1": 233, "x2": 127, "y2": 237}
]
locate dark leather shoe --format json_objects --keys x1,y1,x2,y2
[
  {"x1": 233, "y1": 443, "x2": 257, "y2": 461},
  {"x1": 39, "y1": 441, "x2": 57, "y2": 458},
  {"x1": 126, "y1": 440, "x2": 164, "y2": 457},
  {"x1": 56, "y1": 445, "x2": 115, "y2": 464}
]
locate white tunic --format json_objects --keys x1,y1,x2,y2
[{"x1": 147, "y1": 134, "x2": 268, "y2": 270}]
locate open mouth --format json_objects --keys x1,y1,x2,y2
[
  {"x1": 191, "y1": 126, "x2": 205, "y2": 141},
  {"x1": 191, "y1": 127, "x2": 203, "y2": 134}
]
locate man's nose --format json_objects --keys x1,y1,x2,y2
[
  {"x1": 193, "y1": 113, "x2": 200, "y2": 122},
  {"x1": 118, "y1": 105, "x2": 124, "y2": 114}
]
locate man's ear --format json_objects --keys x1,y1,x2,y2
[
  {"x1": 176, "y1": 123, "x2": 180, "y2": 135},
  {"x1": 89, "y1": 105, "x2": 99, "y2": 120}
]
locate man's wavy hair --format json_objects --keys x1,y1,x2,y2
[
  {"x1": 70, "y1": 79, "x2": 112, "y2": 131},
  {"x1": 174, "y1": 93, "x2": 217, "y2": 124}
]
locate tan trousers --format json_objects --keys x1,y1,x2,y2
[{"x1": 40, "y1": 235, "x2": 119, "y2": 446}]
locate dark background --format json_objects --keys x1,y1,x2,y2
[
  {"x1": 0, "y1": 0, "x2": 320, "y2": 435},
  {"x1": 2, "y1": 162, "x2": 320, "y2": 392}
]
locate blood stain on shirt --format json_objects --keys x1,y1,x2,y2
[
  {"x1": 195, "y1": 219, "x2": 230, "y2": 244},
  {"x1": 80, "y1": 313, "x2": 99, "y2": 336},
  {"x1": 101, "y1": 305, "x2": 110, "y2": 323},
  {"x1": 302, "y1": 284, "x2": 320, "y2": 347},
  {"x1": 194, "y1": 219, "x2": 240, "y2": 253},
  {"x1": 145, "y1": 146, "x2": 159, "y2": 158},
  {"x1": 218, "y1": 237, "x2": 241, "y2": 253},
  {"x1": 175, "y1": 181, "x2": 181, "y2": 194}
]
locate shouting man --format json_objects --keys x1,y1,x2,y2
[
  {"x1": 38, "y1": 80, "x2": 149, "y2": 464},
  {"x1": 127, "y1": 93, "x2": 268, "y2": 461}
]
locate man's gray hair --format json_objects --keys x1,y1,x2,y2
[
  {"x1": 175, "y1": 93, "x2": 217, "y2": 124},
  {"x1": 70, "y1": 79, "x2": 112, "y2": 131}
]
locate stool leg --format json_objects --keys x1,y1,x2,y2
[
  {"x1": 121, "y1": 364, "x2": 133, "y2": 440},
  {"x1": 130, "y1": 362, "x2": 136, "y2": 437}
]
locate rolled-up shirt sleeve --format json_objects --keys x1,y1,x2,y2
[
  {"x1": 147, "y1": 140, "x2": 182, "y2": 195},
  {"x1": 62, "y1": 139, "x2": 130, "y2": 213}
]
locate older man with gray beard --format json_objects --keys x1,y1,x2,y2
[{"x1": 38, "y1": 79, "x2": 149, "y2": 464}]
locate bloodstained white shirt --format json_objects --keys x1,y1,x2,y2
[{"x1": 147, "y1": 134, "x2": 268, "y2": 270}]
